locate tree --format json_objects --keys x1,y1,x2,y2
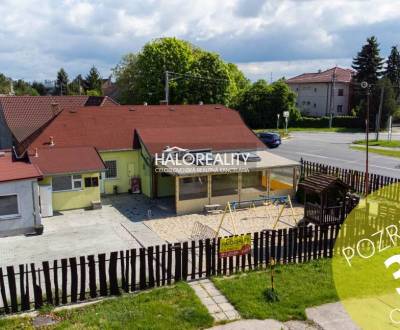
[
  {"x1": 236, "y1": 79, "x2": 299, "y2": 129},
  {"x1": 114, "y1": 37, "x2": 250, "y2": 105},
  {"x1": 85, "y1": 66, "x2": 102, "y2": 93},
  {"x1": 31, "y1": 81, "x2": 47, "y2": 95},
  {"x1": 13, "y1": 80, "x2": 39, "y2": 96},
  {"x1": 371, "y1": 77, "x2": 398, "y2": 128},
  {"x1": 352, "y1": 36, "x2": 384, "y2": 85},
  {"x1": 0, "y1": 73, "x2": 12, "y2": 94},
  {"x1": 68, "y1": 74, "x2": 85, "y2": 95},
  {"x1": 385, "y1": 46, "x2": 400, "y2": 91},
  {"x1": 55, "y1": 68, "x2": 69, "y2": 95},
  {"x1": 186, "y1": 52, "x2": 230, "y2": 104},
  {"x1": 113, "y1": 53, "x2": 139, "y2": 104}
]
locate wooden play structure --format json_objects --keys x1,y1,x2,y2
[
  {"x1": 214, "y1": 195, "x2": 298, "y2": 237},
  {"x1": 299, "y1": 173, "x2": 350, "y2": 225}
]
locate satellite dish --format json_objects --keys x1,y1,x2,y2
[{"x1": 361, "y1": 81, "x2": 369, "y2": 89}]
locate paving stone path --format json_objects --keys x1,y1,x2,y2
[{"x1": 188, "y1": 279, "x2": 241, "y2": 321}]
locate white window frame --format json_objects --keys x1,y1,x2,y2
[
  {"x1": 52, "y1": 174, "x2": 83, "y2": 193},
  {"x1": 0, "y1": 193, "x2": 20, "y2": 220},
  {"x1": 104, "y1": 160, "x2": 118, "y2": 179}
]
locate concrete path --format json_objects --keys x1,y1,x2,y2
[
  {"x1": 207, "y1": 302, "x2": 358, "y2": 329},
  {"x1": 189, "y1": 279, "x2": 241, "y2": 322},
  {"x1": 306, "y1": 302, "x2": 359, "y2": 330}
]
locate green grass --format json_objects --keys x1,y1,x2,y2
[
  {"x1": 254, "y1": 127, "x2": 362, "y2": 134},
  {"x1": 0, "y1": 283, "x2": 213, "y2": 330},
  {"x1": 351, "y1": 146, "x2": 400, "y2": 158},
  {"x1": 212, "y1": 259, "x2": 338, "y2": 321},
  {"x1": 352, "y1": 139, "x2": 400, "y2": 148}
]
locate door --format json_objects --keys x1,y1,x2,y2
[
  {"x1": 39, "y1": 185, "x2": 53, "y2": 217},
  {"x1": 99, "y1": 172, "x2": 105, "y2": 194}
]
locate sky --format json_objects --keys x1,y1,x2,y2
[{"x1": 1, "y1": 0, "x2": 400, "y2": 82}]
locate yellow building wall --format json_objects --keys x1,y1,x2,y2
[
  {"x1": 39, "y1": 172, "x2": 101, "y2": 211},
  {"x1": 99, "y1": 150, "x2": 140, "y2": 194}
]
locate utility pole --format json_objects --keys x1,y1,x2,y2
[
  {"x1": 361, "y1": 81, "x2": 370, "y2": 196},
  {"x1": 375, "y1": 86, "x2": 384, "y2": 141},
  {"x1": 165, "y1": 71, "x2": 169, "y2": 105}
]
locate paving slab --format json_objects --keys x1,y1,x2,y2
[{"x1": 306, "y1": 302, "x2": 359, "y2": 330}]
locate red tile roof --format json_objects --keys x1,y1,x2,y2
[
  {"x1": 0, "y1": 150, "x2": 42, "y2": 182},
  {"x1": 0, "y1": 95, "x2": 119, "y2": 144},
  {"x1": 286, "y1": 67, "x2": 354, "y2": 84},
  {"x1": 30, "y1": 146, "x2": 105, "y2": 175},
  {"x1": 29, "y1": 105, "x2": 265, "y2": 154}
]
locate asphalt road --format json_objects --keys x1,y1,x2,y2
[{"x1": 269, "y1": 132, "x2": 400, "y2": 178}]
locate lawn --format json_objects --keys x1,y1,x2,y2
[
  {"x1": 212, "y1": 259, "x2": 338, "y2": 321},
  {"x1": 351, "y1": 145, "x2": 400, "y2": 158},
  {"x1": 0, "y1": 283, "x2": 214, "y2": 330},
  {"x1": 352, "y1": 139, "x2": 400, "y2": 148},
  {"x1": 254, "y1": 127, "x2": 362, "y2": 135}
]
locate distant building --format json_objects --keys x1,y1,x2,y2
[
  {"x1": 286, "y1": 67, "x2": 354, "y2": 117},
  {"x1": 101, "y1": 76, "x2": 120, "y2": 100}
]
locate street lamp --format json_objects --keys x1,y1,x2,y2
[{"x1": 361, "y1": 81, "x2": 370, "y2": 195}]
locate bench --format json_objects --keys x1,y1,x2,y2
[{"x1": 204, "y1": 204, "x2": 222, "y2": 213}]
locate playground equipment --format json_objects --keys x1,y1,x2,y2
[{"x1": 215, "y1": 195, "x2": 298, "y2": 237}]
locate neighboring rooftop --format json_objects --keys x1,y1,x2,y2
[
  {"x1": 0, "y1": 150, "x2": 42, "y2": 182},
  {"x1": 29, "y1": 104, "x2": 265, "y2": 155},
  {"x1": 286, "y1": 67, "x2": 354, "y2": 84},
  {"x1": 30, "y1": 146, "x2": 105, "y2": 176},
  {"x1": 0, "y1": 95, "x2": 119, "y2": 144}
]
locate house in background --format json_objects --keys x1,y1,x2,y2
[
  {"x1": 23, "y1": 104, "x2": 299, "y2": 215},
  {"x1": 0, "y1": 95, "x2": 119, "y2": 150},
  {"x1": 286, "y1": 67, "x2": 354, "y2": 117},
  {"x1": 0, "y1": 150, "x2": 42, "y2": 237}
]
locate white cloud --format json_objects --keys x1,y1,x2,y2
[{"x1": 0, "y1": 0, "x2": 399, "y2": 81}]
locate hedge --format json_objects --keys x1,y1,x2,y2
[{"x1": 291, "y1": 116, "x2": 363, "y2": 128}]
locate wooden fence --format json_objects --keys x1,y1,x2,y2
[
  {"x1": 0, "y1": 225, "x2": 340, "y2": 315},
  {"x1": 300, "y1": 159, "x2": 400, "y2": 198}
]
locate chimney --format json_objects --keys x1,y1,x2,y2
[
  {"x1": 49, "y1": 136, "x2": 55, "y2": 146},
  {"x1": 51, "y1": 103, "x2": 59, "y2": 115},
  {"x1": 34, "y1": 148, "x2": 38, "y2": 157},
  {"x1": 143, "y1": 102, "x2": 148, "y2": 106},
  {"x1": 199, "y1": 101, "x2": 203, "y2": 105}
]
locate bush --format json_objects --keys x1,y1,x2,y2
[{"x1": 291, "y1": 116, "x2": 363, "y2": 129}]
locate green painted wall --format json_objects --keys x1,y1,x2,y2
[
  {"x1": 40, "y1": 172, "x2": 101, "y2": 211},
  {"x1": 157, "y1": 173, "x2": 175, "y2": 197},
  {"x1": 99, "y1": 150, "x2": 140, "y2": 194},
  {"x1": 138, "y1": 148, "x2": 152, "y2": 198}
]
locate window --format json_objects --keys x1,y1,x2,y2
[
  {"x1": 314, "y1": 88, "x2": 317, "y2": 92},
  {"x1": 338, "y1": 88, "x2": 344, "y2": 96},
  {"x1": 314, "y1": 103, "x2": 317, "y2": 108},
  {"x1": 337, "y1": 105, "x2": 343, "y2": 113},
  {"x1": 179, "y1": 176, "x2": 208, "y2": 200},
  {"x1": 105, "y1": 160, "x2": 117, "y2": 178},
  {"x1": 212, "y1": 174, "x2": 238, "y2": 197},
  {"x1": 52, "y1": 175, "x2": 82, "y2": 192},
  {"x1": 0, "y1": 195, "x2": 19, "y2": 218},
  {"x1": 85, "y1": 177, "x2": 99, "y2": 188}
]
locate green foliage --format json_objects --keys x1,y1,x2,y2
[
  {"x1": 371, "y1": 77, "x2": 398, "y2": 127},
  {"x1": 13, "y1": 79, "x2": 39, "y2": 96},
  {"x1": 114, "y1": 37, "x2": 249, "y2": 105},
  {"x1": 186, "y1": 51, "x2": 230, "y2": 104},
  {"x1": 0, "y1": 73, "x2": 12, "y2": 94},
  {"x1": 236, "y1": 79, "x2": 298, "y2": 129},
  {"x1": 55, "y1": 68, "x2": 69, "y2": 95},
  {"x1": 385, "y1": 46, "x2": 400, "y2": 89},
  {"x1": 31, "y1": 81, "x2": 47, "y2": 95},
  {"x1": 68, "y1": 74, "x2": 85, "y2": 95},
  {"x1": 292, "y1": 116, "x2": 363, "y2": 129},
  {"x1": 85, "y1": 66, "x2": 102, "y2": 94},
  {"x1": 86, "y1": 89, "x2": 102, "y2": 96},
  {"x1": 352, "y1": 36, "x2": 384, "y2": 85}
]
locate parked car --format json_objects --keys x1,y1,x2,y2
[{"x1": 257, "y1": 132, "x2": 281, "y2": 148}]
